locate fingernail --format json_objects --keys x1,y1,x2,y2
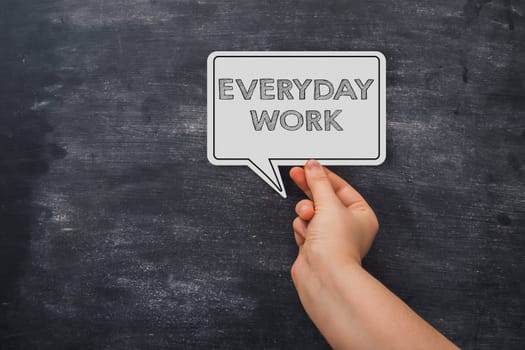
[
  {"x1": 298, "y1": 204, "x2": 308, "y2": 215},
  {"x1": 307, "y1": 159, "x2": 320, "y2": 170}
]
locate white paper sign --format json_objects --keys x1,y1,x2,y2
[{"x1": 207, "y1": 51, "x2": 386, "y2": 198}]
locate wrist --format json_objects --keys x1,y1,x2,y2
[
  {"x1": 302, "y1": 249, "x2": 363, "y2": 294},
  {"x1": 323, "y1": 257, "x2": 363, "y2": 290}
]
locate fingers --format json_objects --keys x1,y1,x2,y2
[
  {"x1": 291, "y1": 164, "x2": 369, "y2": 210},
  {"x1": 304, "y1": 159, "x2": 339, "y2": 207},
  {"x1": 289, "y1": 167, "x2": 312, "y2": 199},
  {"x1": 293, "y1": 217, "x2": 307, "y2": 246},
  {"x1": 295, "y1": 199, "x2": 314, "y2": 221}
]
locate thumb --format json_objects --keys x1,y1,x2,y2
[{"x1": 305, "y1": 160, "x2": 339, "y2": 207}]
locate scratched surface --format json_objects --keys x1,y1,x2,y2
[{"x1": 1, "y1": 0, "x2": 524, "y2": 349}]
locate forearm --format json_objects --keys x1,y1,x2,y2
[{"x1": 296, "y1": 261, "x2": 458, "y2": 350}]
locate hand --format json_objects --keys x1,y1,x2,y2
[{"x1": 289, "y1": 159, "x2": 379, "y2": 271}]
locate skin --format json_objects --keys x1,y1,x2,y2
[{"x1": 289, "y1": 159, "x2": 459, "y2": 350}]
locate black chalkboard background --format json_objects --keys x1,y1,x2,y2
[{"x1": 1, "y1": 1, "x2": 524, "y2": 349}]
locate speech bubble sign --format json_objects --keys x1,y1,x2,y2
[{"x1": 207, "y1": 51, "x2": 386, "y2": 198}]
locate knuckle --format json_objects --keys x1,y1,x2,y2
[
  {"x1": 292, "y1": 217, "x2": 300, "y2": 230},
  {"x1": 312, "y1": 172, "x2": 329, "y2": 182},
  {"x1": 290, "y1": 258, "x2": 305, "y2": 283},
  {"x1": 371, "y1": 215, "x2": 380, "y2": 233},
  {"x1": 290, "y1": 262, "x2": 299, "y2": 282}
]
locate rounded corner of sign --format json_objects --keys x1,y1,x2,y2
[
  {"x1": 207, "y1": 51, "x2": 221, "y2": 65},
  {"x1": 373, "y1": 152, "x2": 386, "y2": 166},
  {"x1": 372, "y1": 51, "x2": 387, "y2": 64},
  {"x1": 207, "y1": 152, "x2": 221, "y2": 166}
]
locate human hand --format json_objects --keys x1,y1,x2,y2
[{"x1": 289, "y1": 159, "x2": 379, "y2": 272}]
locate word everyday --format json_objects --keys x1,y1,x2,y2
[{"x1": 218, "y1": 78, "x2": 374, "y2": 101}]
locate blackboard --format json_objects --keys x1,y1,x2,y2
[{"x1": 1, "y1": 0, "x2": 524, "y2": 349}]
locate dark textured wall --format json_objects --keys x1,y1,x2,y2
[{"x1": 1, "y1": 0, "x2": 524, "y2": 349}]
